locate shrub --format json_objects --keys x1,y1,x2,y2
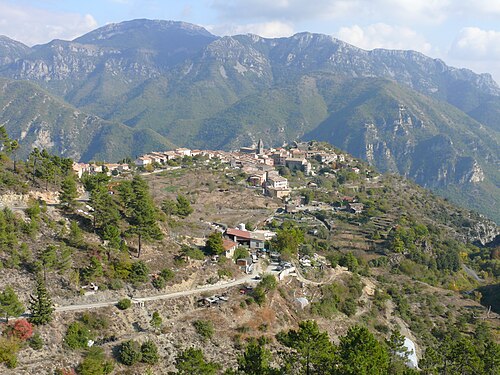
[
  {"x1": 117, "y1": 298, "x2": 132, "y2": 310},
  {"x1": 78, "y1": 347, "x2": 114, "y2": 375},
  {"x1": 7, "y1": 319, "x2": 33, "y2": 341},
  {"x1": 65, "y1": 321, "x2": 93, "y2": 349},
  {"x1": 29, "y1": 332, "x2": 43, "y2": 350},
  {"x1": 128, "y1": 261, "x2": 150, "y2": 283},
  {"x1": 119, "y1": 340, "x2": 142, "y2": 365},
  {"x1": 218, "y1": 269, "x2": 233, "y2": 279},
  {"x1": 193, "y1": 320, "x2": 214, "y2": 340},
  {"x1": 0, "y1": 336, "x2": 20, "y2": 368},
  {"x1": 160, "y1": 268, "x2": 175, "y2": 281},
  {"x1": 141, "y1": 340, "x2": 159, "y2": 364},
  {"x1": 152, "y1": 276, "x2": 166, "y2": 290}
]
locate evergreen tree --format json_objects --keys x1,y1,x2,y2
[
  {"x1": 150, "y1": 311, "x2": 162, "y2": 331},
  {"x1": 0, "y1": 286, "x2": 25, "y2": 322},
  {"x1": 128, "y1": 176, "x2": 162, "y2": 258},
  {"x1": 205, "y1": 231, "x2": 224, "y2": 255},
  {"x1": 237, "y1": 337, "x2": 275, "y2": 375},
  {"x1": 39, "y1": 245, "x2": 57, "y2": 282},
  {"x1": 59, "y1": 175, "x2": 79, "y2": 209},
  {"x1": 276, "y1": 320, "x2": 337, "y2": 374},
  {"x1": 176, "y1": 194, "x2": 193, "y2": 218},
  {"x1": 141, "y1": 340, "x2": 159, "y2": 364},
  {"x1": 337, "y1": 325, "x2": 390, "y2": 375},
  {"x1": 90, "y1": 184, "x2": 120, "y2": 231},
  {"x1": 29, "y1": 276, "x2": 54, "y2": 325},
  {"x1": 174, "y1": 347, "x2": 220, "y2": 375},
  {"x1": 69, "y1": 220, "x2": 84, "y2": 247}
]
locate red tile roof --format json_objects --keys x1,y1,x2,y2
[
  {"x1": 222, "y1": 239, "x2": 237, "y2": 251},
  {"x1": 226, "y1": 228, "x2": 252, "y2": 240}
]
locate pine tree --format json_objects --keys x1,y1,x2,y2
[
  {"x1": 29, "y1": 276, "x2": 54, "y2": 325},
  {"x1": 59, "y1": 175, "x2": 79, "y2": 209},
  {"x1": 0, "y1": 286, "x2": 25, "y2": 322},
  {"x1": 128, "y1": 176, "x2": 162, "y2": 258},
  {"x1": 205, "y1": 231, "x2": 224, "y2": 255}
]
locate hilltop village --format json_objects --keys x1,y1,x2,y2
[{"x1": 74, "y1": 140, "x2": 369, "y2": 203}]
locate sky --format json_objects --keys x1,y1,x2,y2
[{"x1": 1, "y1": 0, "x2": 500, "y2": 83}]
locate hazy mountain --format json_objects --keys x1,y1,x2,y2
[
  {"x1": 0, "y1": 36, "x2": 30, "y2": 66},
  {"x1": 0, "y1": 77, "x2": 175, "y2": 161},
  {"x1": 0, "y1": 19, "x2": 498, "y2": 220}
]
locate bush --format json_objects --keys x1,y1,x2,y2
[
  {"x1": 218, "y1": 269, "x2": 233, "y2": 279},
  {"x1": 7, "y1": 319, "x2": 33, "y2": 341},
  {"x1": 65, "y1": 321, "x2": 93, "y2": 349},
  {"x1": 78, "y1": 347, "x2": 114, "y2": 375},
  {"x1": 117, "y1": 298, "x2": 132, "y2": 310},
  {"x1": 193, "y1": 320, "x2": 214, "y2": 340},
  {"x1": 160, "y1": 268, "x2": 175, "y2": 281},
  {"x1": 119, "y1": 340, "x2": 142, "y2": 365},
  {"x1": 141, "y1": 340, "x2": 159, "y2": 364},
  {"x1": 233, "y1": 247, "x2": 249, "y2": 262},
  {"x1": 152, "y1": 276, "x2": 166, "y2": 290},
  {"x1": 128, "y1": 261, "x2": 150, "y2": 283},
  {"x1": 0, "y1": 336, "x2": 20, "y2": 368},
  {"x1": 29, "y1": 332, "x2": 43, "y2": 350}
]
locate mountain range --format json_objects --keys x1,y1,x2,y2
[{"x1": 0, "y1": 19, "x2": 498, "y2": 222}]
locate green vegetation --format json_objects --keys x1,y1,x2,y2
[
  {"x1": 193, "y1": 319, "x2": 214, "y2": 341},
  {"x1": 116, "y1": 298, "x2": 132, "y2": 310},
  {"x1": 0, "y1": 286, "x2": 24, "y2": 321},
  {"x1": 205, "y1": 231, "x2": 225, "y2": 255},
  {"x1": 28, "y1": 276, "x2": 54, "y2": 325}
]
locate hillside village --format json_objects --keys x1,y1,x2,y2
[{"x1": 0, "y1": 135, "x2": 498, "y2": 374}]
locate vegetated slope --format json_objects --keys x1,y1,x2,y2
[
  {"x1": 0, "y1": 78, "x2": 175, "y2": 161},
  {"x1": 0, "y1": 20, "x2": 499, "y2": 220}
]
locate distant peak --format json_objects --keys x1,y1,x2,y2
[{"x1": 74, "y1": 18, "x2": 215, "y2": 44}]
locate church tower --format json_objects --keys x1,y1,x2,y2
[{"x1": 257, "y1": 139, "x2": 264, "y2": 154}]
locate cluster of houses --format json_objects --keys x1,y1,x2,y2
[{"x1": 72, "y1": 162, "x2": 130, "y2": 178}]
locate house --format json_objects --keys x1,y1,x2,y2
[
  {"x1": 134, "y1": 156, "x2": 152, "y2": 167},
  {"x1": 266, "y1": 175, "x2": 289, "y2": 189},
  {"x1": 223, "y1": 239, "x2": 238, "y2": 259},
  {"x1": 225, "y1": 227, "x2": 266, "y2": 250},
  {"x1": 236, "y1": 257, "x2": 254, "y2": 274},
  {"x1": 250, "y1": 232, "x2": 266, "y2": 251},
  {"x1": 266, "y1": 187, "x2": 291, "y2": 199},
  {"x1": 175, "y1": 148, "x2": 192, "y2": 156},
  {"x1": 270, "y1": 152, "x2": 288, "y2": 166}
]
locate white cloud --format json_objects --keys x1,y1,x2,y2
[
  {"x1": 449, "y1": 27, "x2": 500, "y2": 60},
  {"x1": 209, "y1": 0, "x2": 360, "y2": 22},
  {"x1": 206, "y1": 21, "x2": 294, "y2": 38},
  {"x1": 336, "y1": 23, "x2": 433, "y2": 54},
  {"x1": 0, "y1": 2, "x2": 98, "y2": 46}
]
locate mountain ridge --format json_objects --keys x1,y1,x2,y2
[{"x1": 0, "y1": 19, "x2": 498, "y2": 221}]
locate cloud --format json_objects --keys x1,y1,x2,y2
[
  {"x1": 0, "y1": 2, "x2": 98, "y2": 46},
  {"x1": 449, "y1": 27, "x2": 500, "y2": 60},
  {"x1": 209, "y1": 0, "x2": 359, "y2": 22},
  {"x1": 206, "y1": 21, "x2": 294, "y2": 38},
  {"x1": 336, "y1": 23, "x2": 433, "y2": 54}
]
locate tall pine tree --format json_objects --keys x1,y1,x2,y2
[
  {"x1": 59, "y1": 175, "x2": 79, "y2": 209},
  {"x1": 29, "y1": 276, "x2": 54, "y2": 325},
  {"x1": 128, "y1": 176, "x2": 162, "y2": 258}
]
